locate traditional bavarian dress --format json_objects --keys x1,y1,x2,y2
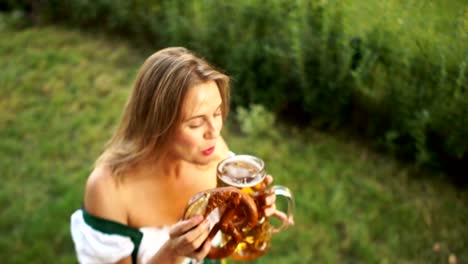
[{"x1": 70, "y1": 209, "x2": 224, "y2": 264}]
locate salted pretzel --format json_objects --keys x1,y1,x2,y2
[{"x1": 183, "y1": 187, "x2": 259, "y2": 259}]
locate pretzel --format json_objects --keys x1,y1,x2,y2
[{"x1": 183, "y1": 187, "x2": 258, "y2": 259}]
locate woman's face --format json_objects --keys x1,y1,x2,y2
[{"x1": 169, "y1": 80, "x2": 224, "y2": 165}]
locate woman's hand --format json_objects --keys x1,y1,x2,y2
[
  {"x1": 262, "y1": 175, "x2": 295, "y2": 226},
  {"x1": 151, "y1": 215, "x2": 212, "y2": 263}
]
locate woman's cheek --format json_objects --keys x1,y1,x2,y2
[
  {"x1": 216, "y1": 117, "x2": 223, "y2": 132},
  {"x1": 178, "y1": 129, "x2": 200, "y2": 148}
]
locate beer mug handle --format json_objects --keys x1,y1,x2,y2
[{"x1": 269, "y1": 185, "x2": 295, "y2": 234}]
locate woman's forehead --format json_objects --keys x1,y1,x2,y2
[{"x1": 181, "y1": 80, "x2": 222, "y2": 119}]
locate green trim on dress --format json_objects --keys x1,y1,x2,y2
[
  {"x1": 81, "y1": 209, "x2": 143, "y2": 264},
  {"x1": 81, "y1": 209, "x2": 222, "y2": 264},
  {"x1": 203, "y1": 259, "x2": 222, "y2": 264}
]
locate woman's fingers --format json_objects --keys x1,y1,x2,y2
[
  {"x1": 261, "y1": 189, "x2": 277, "y2": 217},
  {"x1": 169, "y1": 217, "x2": 212, "y2": 257},
  {"x1": 272, "y1": 210, "x2": 295, "y2": 226},
  {"x1": 180, "y1": 219, "x2": 211, "y2": 250},
  {"x1": 261, "y1": 182, "x2": 294, "y2": 226},
  {"x1": 261, "y1": 174, "x2": 276, "y2": 215},
  {"x1": 264, "y1": 174, "x2": 274, "y2": 185},
  {"x1": 264, "y1": 191, "x2": 276, "y2": 205},
  {"x1": 264, "y1": 203, "x2": 277, "y2": 217},
  {"x1": 169, "y1": 215, "x2": 203, "y2": 238},
  {"x1": 186, "y1": 237, "x2": 213, "y2": 261}
]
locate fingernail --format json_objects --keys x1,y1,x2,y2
[{"x1": 204, "y1": 220, "x2": 211, "y2": 229}]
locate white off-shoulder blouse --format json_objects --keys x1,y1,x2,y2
[
  {"x1": 71, "y1": 152, "x2": 234, "y2": 264},
  {"x1": 70, "y1": 209, "x2": 222, "y2": 264}
]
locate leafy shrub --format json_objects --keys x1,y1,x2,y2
[
  {"x1": 350, "y1": 27, "x2": 467, "y2": 178},
  {"x1": 236, "y1": 104, "x2": 279, "y2": 139},
  {"x1": 7, "y1": 0, "x2": 467, "y2": 183}
]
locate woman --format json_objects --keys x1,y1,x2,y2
[{"x1": 70, "y1": 47, "x2": 280, "y2": 264}]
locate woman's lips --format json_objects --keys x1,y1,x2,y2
[{"x1": 202, "y1": 146, "x2": 215, "y2": 156}]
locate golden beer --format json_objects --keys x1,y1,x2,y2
[{"x1": 216, "y1": 155, "x2": 294, "y2": 261}]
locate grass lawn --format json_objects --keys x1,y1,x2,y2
[{"x1": 0, "y1": 24, "x2": 467, "y2": 264}]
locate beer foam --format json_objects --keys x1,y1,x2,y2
[{"x1": 218, "y1": 156, "x2": 264, "y2": 187}]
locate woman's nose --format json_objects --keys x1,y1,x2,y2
[{"x1": 204, "y1": 120, "x2": 220, "y2": 139}]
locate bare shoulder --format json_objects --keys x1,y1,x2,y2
[{"x1": 84, "y1": 165, "x2": 128, "y2": 224}]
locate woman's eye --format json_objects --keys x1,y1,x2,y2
[{"x1": 188, "y1": 122, "x2": 203, "y2": 129}]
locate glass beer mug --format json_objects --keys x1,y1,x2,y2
[{"x1": 216, "y1": 154, "x2": 294, "y2": 261}]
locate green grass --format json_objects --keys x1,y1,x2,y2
[
  {"x1": 1, "y1": 25, "x2": 467, "y2": 264},
  {"x1": 0, "y1": 24, "x2": 141, "y2": 263}
]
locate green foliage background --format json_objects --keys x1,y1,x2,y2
[
  {"x1": 3, "y1": 0, "x2": 467, "y2": 179},
  {"x1": 1, "y1": 0, "x2": 467, "y2": 263},
  {"x1": 0, "y1": 23, "x2": 467, "y2": 264}
]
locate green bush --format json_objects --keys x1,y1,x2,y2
[
  {"x1": 350, "y1": 26, "x2": 467, "y2": 175},
  {"x1": 0, "y1": 0, "x2": 28, "y2": 12},
  {"x1": 15, "y1": 0, "x2": 467, "y2": 183}
]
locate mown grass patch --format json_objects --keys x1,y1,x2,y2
[
  {"x1": 0, "y1": 24, "x2": 142, "y2": 263},
  {"x1": 227, "y1": 106, "x2": 467, "y2": 263}
]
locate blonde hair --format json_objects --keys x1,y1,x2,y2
[{"x1": 96, "y1": 47, "x2": 230, "y2": 175}]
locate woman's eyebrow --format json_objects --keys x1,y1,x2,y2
[
  {"x1": 185, "y1": 104, "x2": 222, "y2": 121},
  {"x1": 185, "y1": 114, "x2": 204, "y2": 121}
]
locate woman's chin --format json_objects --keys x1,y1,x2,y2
[{"x1": 194, "y1": 155, "x2": 217, "y2": 166}]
